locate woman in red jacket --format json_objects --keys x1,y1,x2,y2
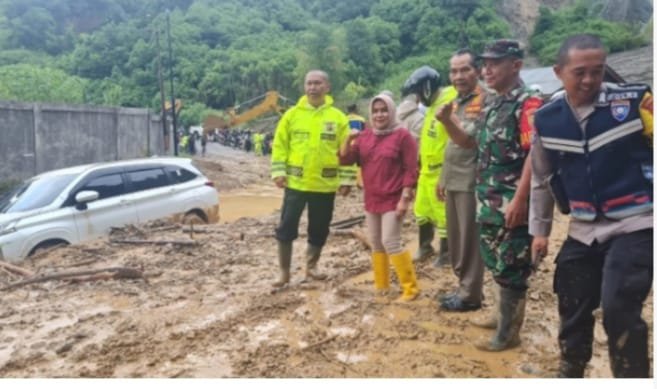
[{"x1": 339, "y1": 93, "x2": 419, "y2": 301}]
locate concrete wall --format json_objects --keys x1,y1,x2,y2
[
  {"x1": 0, "y1": 101, "x2": 171, "y2": 183},
  {"x1": 0, "y1": 102, "x2": 36, "y2": 182}
]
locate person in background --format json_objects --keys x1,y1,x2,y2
[
  {"x1": 339, "y1": 93, "x2": 419, "y2": 302},
  {"x1": 254, "y1": 131, "x2": 264, "y2": 156},
  {"x1": 530, "y1": 33, "x2": 653, "y2": 378},
  {"x1": 397, "y1": 76, "x2": 426, "y2": 143},
  {"x1": 201, "y1": 132, "x2": 208, "y2": 157},
  {"x1": 404, "y1": 66, "x2": 457, "y2": 267},
  {"x1": 270, "y1": 70, "x2": 355, "y2": 287},
  {"x1": 347, "y1": 104, "x2": 366, "y2": 132},
  {"x1": 347, "y1": 104, "x2": 367, "y2": 188}
]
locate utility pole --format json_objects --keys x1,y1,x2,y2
[
  {"x1": 156, "y1": 28, "x2": 169, "y2": 152},
  {"x1": 166, "y1": 9, "x2": 178, "y2": 156}
]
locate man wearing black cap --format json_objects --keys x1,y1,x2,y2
[{"x1": 436, "y1": 39, "x2": 542, "y2": 351}]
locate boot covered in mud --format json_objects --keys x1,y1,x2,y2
[
  {"x1": 412, "y1": 223, "x2": 435, "y2": 262},
  {"x1": 305, "y1": 244, "x2": 327, "y2": 281},
  {"x1": 390, "y1": 250, "x2": 419, "y2": 302},
  {"x1": 432, "y1": 237, "x2": 449, "y2": 268},
  {"x1": 470, "y1": 284, "x2": 499, "y2": 329},
  {"x1": 272, "y1": 240, "x2": 292, "y2": 287},
  {"x1": 371, "y1": 251, "x2": 390, "y2": 291},
  {"x1": 557, "y1": 359, "x2": 587, "y2": 378},
  {"x1": 475, "y1": 287, "x2": 526, "y2": 351}
]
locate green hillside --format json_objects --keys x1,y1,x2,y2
[{"x1": 0, "y1": 0, "x2": 648, "y2": 127}]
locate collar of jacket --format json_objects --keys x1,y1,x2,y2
[
  {"x1": 456, "y1": 84, "x2": 484, "y2": 105},
  {"x1": 500, "y1": 79, "x2": 526, "y2": 101},
  {"x1": 563, "y1": 82, "x2": 612, "y2": 109},
  {"x1": 297, "y1": 95, "x2": 334, "y2": 110}
]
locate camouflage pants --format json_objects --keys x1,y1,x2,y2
[{"x1": 479, "y1": 223, "x2": 532, "y2": 290}]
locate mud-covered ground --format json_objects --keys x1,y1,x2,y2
[{"x1": 0, "y1": 143, "x2": 652, "y2": 378}]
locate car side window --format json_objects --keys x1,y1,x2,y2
[
  {"x1": 79, "y1": 174, "x2": 125, "y2": 200},
  {"x1": 127, "y1": 168, "x2": 170, "y2": 192},
  {"x1": 165, "y1": 166, "x2": 198, "y2": 184}
]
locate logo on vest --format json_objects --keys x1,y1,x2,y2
[{"x1": 610, "y1": 100, "x2": 630, "y2": 122}]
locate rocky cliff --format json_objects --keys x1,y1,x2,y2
[
  {"x1": 496, "y1": 0, "x2": 573, "y2": 46},
  {"x1": 497, "y1": 0, "x2": 653, "y2": 46}
]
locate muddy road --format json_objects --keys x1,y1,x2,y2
[{"x1": 0, "y1": 143, "x2": 652, "y2": 378}]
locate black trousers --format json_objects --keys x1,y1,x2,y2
[
  {"x1": 275, "y1": 188, "x2": 336, "y2": 247},
  {"x1": 554, "y1": 228, "x2": 653, "y2": 378}
]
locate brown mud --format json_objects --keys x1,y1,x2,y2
[{"x1": 0, "y1": 144, "x2": 652, "y2": 378}]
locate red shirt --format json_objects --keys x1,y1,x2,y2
[{"x1": 340, "y1": 128, "x2": 418, "y2": 213}]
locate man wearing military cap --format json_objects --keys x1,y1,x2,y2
[{"x1": 436, "y1": 39, "x2": 543, "y2": 351}]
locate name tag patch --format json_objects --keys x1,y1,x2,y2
[{"x1": 607, "y1": 92, "x2": 638, "y2": 101}]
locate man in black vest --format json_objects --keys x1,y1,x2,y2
[{"x1": 530, "y1": 33, "x2": 653, "y2": 378}]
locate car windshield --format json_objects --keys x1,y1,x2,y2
[{"x1": 0, "y1": 174, "x2": 77, "y2": 213}]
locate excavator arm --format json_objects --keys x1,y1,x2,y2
[{"x1": 202, "y1": 91, "x2": 290, "y2": 135}]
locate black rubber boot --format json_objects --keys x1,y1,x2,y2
[
  {"x1": 433, "y1": 237, "x2": 449, "y2": 268},
  {"x1": 305, "y1": 244, "x2": 327, "y2": 281},
  {"x1": 272, "y1": 240, "x2": 292, "y2": 287},
  {"x1": 557, "y1": 359, "x2": 586, "y2": 378},
  {"x1": 412, "y1": 224, "x2": 435, "y2": 262},
  {"x1": 475, "y1": 287, "x2": 526, "y2": 351}
]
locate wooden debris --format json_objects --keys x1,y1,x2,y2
[
  {"x1": 345, "y1": 229, "x2": 370, "y2": 250},
  {"x1": 148, "y1": 225, "x2": 181, "y2": 233},
  {"x1": 260, "y1": 228, "x2": 370, "y2": 249},
  {"x1": 61, "y1": 258, "x2": 101, "y2": 268},
  {"x1": 330, "y1": 216, "x2": 365, "y2": 229},
  {"x1": 1, "y1": 267, "x2": 145, "y2": 291},
  {"x1": 109, "y1": 239, "x2": 198, "y2": 246},
  {"x1": 0, "y1": 260, "x2": 35, "y2": 278},
  {"x1": 300, "y1": 335, "x2": 338, "y2": 351}
]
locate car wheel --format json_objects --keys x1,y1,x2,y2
[
  {"x1": 29, "y1": 240, "x2": 69, "y2": 257},
  {"x1": 182, "y1": 212, "x2": 206, "y2": 225}
]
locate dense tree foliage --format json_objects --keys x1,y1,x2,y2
[
  {"x1": 530, "y1": 1, "x2": 648, "y2": 64},
  {"x1": 0, "y1": 0, "x2": 649, "y2": 127}
]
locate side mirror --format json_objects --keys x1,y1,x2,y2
[{"x1": 75, "y1": 190, "x2": 99, "y2": 206}]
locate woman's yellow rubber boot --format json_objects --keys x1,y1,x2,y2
[
  {"x1": 371, "y1": 252, "x2": 390, "y2": 291},
  {"x1": 390, "y1": 251, "x2": 419, "y2": 302}
]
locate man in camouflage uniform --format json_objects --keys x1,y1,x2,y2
[{"x1": 436, "y1": 40, "x2": 542, "y2": 351}]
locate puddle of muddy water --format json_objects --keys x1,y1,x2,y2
[{"x1": 219, "y1": 194, "x2": 282, "y2": 223}]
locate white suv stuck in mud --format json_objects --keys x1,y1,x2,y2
[{"x1": 0, "y1": 158, "x2": 219, "y2": 262}]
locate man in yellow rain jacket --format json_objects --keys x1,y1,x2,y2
[
  {"x1": 271, "y1": 70, "x2": 355, "y2": 287},
  {"x1": 404, "y1": 66, "x2": 458, "y2": 266},
  {"x1": 253, "y1": 132, "x2": 264, "y2": 156}
]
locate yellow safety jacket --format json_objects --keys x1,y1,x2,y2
[
  {"x1": 419, "y1": 86, "x2": 458, "y2": 176},
  {"x1": 271, "y1": 95, "x2": 356, "y2": 193},
  {"x1": 180, "y1": 135, "x2": 189, "y2": 149},
  {"x1": 414, "y1": 86, "x2": 458, "y2": 233}
]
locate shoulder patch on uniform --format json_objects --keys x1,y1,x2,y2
[
  {"x1": 519, "y1": 97, "x2": 542, "y2": 150},
  {"x1": 610, "y1": 99, "x2": 631, "y2": 122}
]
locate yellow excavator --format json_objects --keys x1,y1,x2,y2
[{"x1": 202, "y1": 91, "x2": 291, "y2": 134}]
